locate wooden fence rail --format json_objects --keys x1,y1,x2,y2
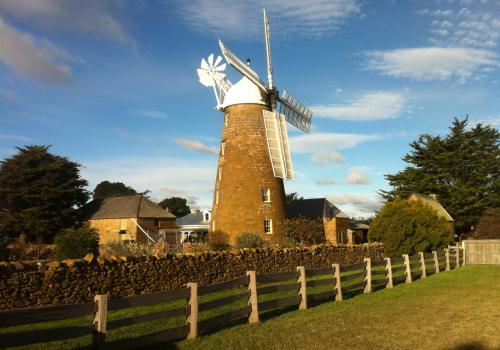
[{"x1": 0, "y1": 248, "x2": 462, "y2": 349}]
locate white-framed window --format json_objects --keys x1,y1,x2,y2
[
  {"x1": 264, "y1": 219, "x2": 272, "y2": 234},
  {"x1": 215, "y1": 191, "x2": 219, "y2": 204},
  {"x1": 218, "y1": 167, "x2": 223, "y2": 181},
  {"x1": 119, "y1": 219, "x2": 127, "y2": 233},
  {"x1": 262, "y1": 188, "x2": 271, "y2": 203},
  {"x1": 221, "y1": 141, "x2": 226, "y2": 156},
  {"x1": 204, "y1": 212, "x2": 210, "y2": 221}
]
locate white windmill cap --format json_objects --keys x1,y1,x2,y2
[{"x1": 222, "y1": 76, "x2": 268, "y2": 109}]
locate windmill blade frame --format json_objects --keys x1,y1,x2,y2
[
  {"x1": 218, "y1": 39, "x2": 268, "y2": 92},
  {"x1": 277, "y1": 90, "x2": 313, "y2": 133},
  {"x1": 263, "y1": 110, "x2": 293, "y2": 180}
]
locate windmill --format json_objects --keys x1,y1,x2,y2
[
  {"x1": 197, "y1": 9, "x2": 313, "y2": 242},
  {"x1": 198, "y1": 9, "x2": 313, "y2": 180}
]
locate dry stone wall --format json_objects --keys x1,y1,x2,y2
[{"x1": 0, "y1": 244, "x2": 384, "y2": 309}]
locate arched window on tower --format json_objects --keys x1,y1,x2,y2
[
  {"x1": 264, "y1": 219, "x2": 272, "y2": 234},
  {"x1": 262, "y1": 188, "x2": 271, "y2": 202},
  {"x1": 218, "y1": 167, "x2": 223, "y2": 181}
]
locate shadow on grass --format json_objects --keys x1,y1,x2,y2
[{"x1": 447, "y1": 341, "x2": 499, "y2": 350}]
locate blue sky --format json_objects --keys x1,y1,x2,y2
[{"x1": 1, "y1": 0, "x2": 499, "y2": 217}]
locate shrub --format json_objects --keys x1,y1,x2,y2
[
  {"x1": 54, "y1": 224, "x2": 99, "y2": 260},
  {"x1": 235, "y1": 232, "x2": 267, "y2": 249},
  {"x1": 281, "y1": 217, "x2": 325, "y2": 246},
  {"x1": 368, "y1": 198, "x2": 452, "y2": 257},
  {"x1": 100, "y1": 241, "x2": 159, "y2": 258},
  {"x1": 189, "y1": 243, "x2": 210, "y2": 254},
  {"x1": 207, "y1": 230, "x2": 231, "y2": 251}
]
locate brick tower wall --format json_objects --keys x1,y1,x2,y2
[{"x1": 210, "y1": 103, "x2": 287, "y2": 245}]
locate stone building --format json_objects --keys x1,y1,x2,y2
[
  {"x1": 83, "y1": 194, "x2": 176, "y2": 244},
  {"x1": 287, "y1": 198, "x2": 349, "y2": 244},
  {"x1": 210, "y1": 77, "x2": 287, "y2": 245}
]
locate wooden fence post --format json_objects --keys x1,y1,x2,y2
[
  {"x1": 246, "y1": 271, "x2": 259, "y2": 323},
  {"x1": 445, "y1": 249, "x2": 451, "y2": 271},
  {"x1": 385, "y1": 257, "x2": 393, "y2": 288},
  {"x1": 333, "y1": 263, "x2": 342, "y2": 301},
  {"x1": 363, "y1": 258, "x2": 372, "y2": 294},
  {"x1": 455, "y1": 246, "x2": 460, "y2": 269},
  {"x1": 92, "y1": 294, "x2": 108, "y2": 350},
  {"x1": 432, "y1": 251, "x2": 440, "y2": 274},
  {"x1": 186, "y1": 282, "x2": 198, "y2": 339},
  {"x1": 461, "y1": 241, "x2": 466, "y2": 266},
  {"x1": 403, "y1": 254, "x2": 412, "y2": 283},
  {"x1": 297, "y1": 266, "x2": 307, "y2": 310},
  {"x1": 419, "y1": 252, "x2": 427, "y2": 279}
]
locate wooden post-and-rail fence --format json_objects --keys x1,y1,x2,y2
[{"x1": 0, "y1": 247, "x2": 465, "y2": 349}]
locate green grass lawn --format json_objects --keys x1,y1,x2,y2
[
  {"x1": 176, "y1": 266, "x2": 500, "y2": 350},
  {"x1": 3, "y1": 266, "x2": 499, "y2": 349}
]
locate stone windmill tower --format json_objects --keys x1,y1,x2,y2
[{"x1": 197, "y1": 10, "x2": 313, "y2": 244}]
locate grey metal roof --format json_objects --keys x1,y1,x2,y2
[
  {"x1": 287, "y1": 198, "x2": 349, "y2": 219},
  {"x1": 176, "y1": 212, "x2": 206, "y2": 226},
  {"x1": 83, "y1": 195, "x2": 176, "y2": 220},
  {"x1": 410, "y1": 193, "x2": 454, "y2": 222}
]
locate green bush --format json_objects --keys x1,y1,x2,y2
[
  {"x1": 281, "y1": 217, "x2": 325, "y2": 246},
  {"x1": 54, "y1": 224, "x2": 99, "y2": 260},
  {"x1": 235, "y1": 232, "x2": 267, "y2": 249},
  {"x1": 207, "y1": 230, "x2": 231, "y2": 251},
  {"x1": 368, "y1": 198, "x2": 452, "y2": 257}
]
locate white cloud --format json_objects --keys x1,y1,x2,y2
[
  {"x1": 0, "y1": 0, "x2": 131, "y2": 44},
  {"x1": 174, "y1": 0, "x2": 360, "y2": 39},
  {"x1": 115, "y1": 129, "x2": 153, "y2": 144},
  {"x1": 290, "y1": 132, "x2": 382, "y2": 154},
  {"x1": 312, "y1": 92, "x2": 405, "y2": 121},
  {"x1": 81, "y1": 156, "x2": 215, "y2": 210},
  {"x1": 0, "y1": 133, "x2": 33, "y2": 142},
  {"x1": 327, "y1": 193, "x2": 383, "y2": 217},
  {"x1": 310, "y1": 151, "x2": 344, "y2": 165},
  {"x1": 315, "y1": 177, "x2": 336, "y2": 186},
  {"x1": 346, "y1": 168, "x2": 370, "y2": 184},
  {"x1": 129, "y1": 109, "x2": 168, "y2": 119},
  {"x1": 0, "y1": 16, "x2": 75, "y2": 84},
  {"x1": 175, "y1": 138, "x2": 218, "y2": 155},
  {"x1": 366, "y1": 47, "x2": 498, "y2": 83},
  {"x1": 471, "y1": 117, "x2": 500, "y2": 127}
]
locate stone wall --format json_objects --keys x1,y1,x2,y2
[{"x1": 0, "y1": 244, "x2": 384, "y2": 310}]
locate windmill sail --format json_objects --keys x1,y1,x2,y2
[
  {"x1": 219, "y1": 40, "x2": 268, "y2": 92},
  {"x1": 263, "y1": 110, "x2": 293, "y2": 180},
  {"x1": 278, "y1": 90, "x2": 312, "y2": 133}
]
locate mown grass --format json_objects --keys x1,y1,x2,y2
[
  {"x1": 176, "y1": 266, "x2": 500, "y2": 350},
  {"x1": 4, "y1": 266, "x2": 498, "y2": 350}
]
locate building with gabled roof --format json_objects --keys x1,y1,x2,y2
[
  {"x1": 176, "y1": 209, "x2": 211, "y2": 243},
  {"x1": 82, "y1": 194, "x2": 176, "y2": 244},
  {"x1": 409, "y1": 193, "x2": 455, "y2": 234},
  {"x1": 287, "y1": 198, "x2": 349, "y2": 244}
]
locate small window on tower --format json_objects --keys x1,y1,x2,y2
[
  {"x1": 218, "y1": 167, "x2": 223, "y2": 181},
  {"x1": 264, "y1": 219, "x2": 272, "y2": 234},
  {"x1": 212, "y1": 221, "x2": 216, "y2": 231},
  {"x1": 262, "y1": 188, "x2": 271, "y2": 203},
  {"x1": 221, "y1": 141, "x2": 226, "y2": 156},
  {"x1": 215, "y1": 191, "x2": 219, "y2": 204}
]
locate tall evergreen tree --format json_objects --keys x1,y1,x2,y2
[
  {"x1": 0, "y1": 146, "x2": 89, "y2": 242},
  {"x1": 158, "y1": 197, "x2": 190, "y2": 217},
  {"x1": 93, "y1": 181, "x2": 137, "y2": 199},
  {"x1": 382, "y1": 118, "x2": 500, "y2": 235}
]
